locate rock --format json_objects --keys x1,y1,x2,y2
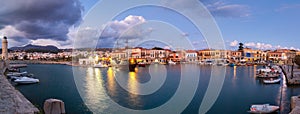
[
  {"x1": 290, "y1": 96, "x2": 300, "y2": 114},
  {"x1": 290, "y1": 106, "x2": 300, "y2": 114}
]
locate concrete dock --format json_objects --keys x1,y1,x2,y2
[
  {"x1": 281, "y1": 65, "x2": 300, "y2": 85},
  {"x1": 281, "y1": 65, "x2": 300, "y2": 114},
  {"x1": 290, "y1": 96, "x2": 300, "y2": 114},
  {"x1": 0, "y1": 61, "x2": 39, "y2": 114}
]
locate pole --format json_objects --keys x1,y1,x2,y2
[{"x1": 291, "y1": 59, "x2": 294, "y2": 79}]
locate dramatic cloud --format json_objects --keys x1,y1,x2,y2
[
  {"x1": 71, "y1": 15, "x2": 151, "y2": 48},
  {"x1": 100, "y1": 15, "x2": 146, "y2": 39},
  {"x1": 0, "y1": 0, "x2": 83, "y2": 46}
]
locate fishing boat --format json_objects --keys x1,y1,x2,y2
[
  {"x1": 263, "y1": 78, "x2": 281, "y2": 84},
  {"x1": 94, "y1": 62, "x2": 108, "y2": 68},
  {"x1": 13, "y1": 77, "x2": 40, "y2": 84},
  {"x1": 228, "y1": 63, "x2": 235, "y2": 67},
  {"x1": 256, "y1": 73, "x2": 280, "y2": 78},
  {"x1": 137, "y1": 62, "x2": 146, "y2": 67},
  {"x1": 153, "y1": 59, "x2": 160, "y2": 64},
  {"x1": 7, "y1": 71, "x2": 28, "y2": 76},
  {"x1": 168, "y1": 60, "x2": 176, "y2": 65},
  {"x1": 248, "y1": 104, "x2": 279, "y2": 113}
]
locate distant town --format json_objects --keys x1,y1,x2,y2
[{"x1": 1, "y1": 43, "x2": 300, "y2": 66}]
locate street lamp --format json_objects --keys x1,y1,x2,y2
[{"x1": 291, "y1": 52, "x2": 296, "y2": 79}]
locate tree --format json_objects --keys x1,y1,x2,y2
[
  {"x1": 295, "y1": 55, "x2": 300, "y2": 68},
  {"x1": 238, "y1": 43, "x2": 244, "y2": 51}
]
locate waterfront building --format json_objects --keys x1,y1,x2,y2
[
  {"x1": 78, "y1": 58, "x2": 94, "y2": 65},
  {"x1": 242, "y1": 48, "x2": 262, "y2": 63},
  {"x1": 296, "y1": 51, "x2": 300, "y2": 56},
  {"x1": 149, "y1": 47, "x2": 168, "y2": 63},
  {"x1": 267, "y1": 50, "x2": 288, "y2": 63},
  {"x1": 230, "y1": 51, "x2": 243, "y2": 62},
  {"x1": 168, "y1": 51, "x2": 184, "y2": 62},
  {"x1": 199, "y1": 49, "x2": 230, "y2": 61},
  {"x1": 110, "y1": 48, "x2": 127, "y2": 60},
  {"x1": 185, "y1": 50, "x2": 198, "y2": 63}
]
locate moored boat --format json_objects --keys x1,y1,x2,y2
[
  {"x1": 248, "y1": 104, "x2": 279, "y2": 113},
  {"x1": 168, "y1": 60, "x2": 176, "y2": 65},
  {"x1": 14, "y1": 77, "x2": 40, "y2": 84},
  {"x1": 94, "y1": 62, "x2": 108, "y2": 68},
  {"x1": 7, "y1": 71, "x2": 28, "y2": 76},
  {"x1": 228, "y1": 63, "x2": 235, "y2": 67},
  {"x1": 263, "y1": 78, "x2": 281, "y2": 84},
  {"x1": 137, "y1": 62, "x2": 146, "y2": 67}
]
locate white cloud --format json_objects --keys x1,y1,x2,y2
[
  {"x1": 229, "y1": 40, "x2": 300, "y2": 51},
  {"x1": 230, "y1": 40, "x2": 239, "y2": 47},
  {"x1": 68, "y1": 15, "x2": 149, "y2": 48},
  {"x1": 0, "y1": 25, "x2": 27, "y2": 38},
  {"x1": 101, "y1": 15, "x2": 146, "y2": 38}
]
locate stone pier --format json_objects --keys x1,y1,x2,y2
[
  {"x1": 281, "y1": 65, "x2": 300, "y2": 85},
  {"x1": 290, "y1": 96, "x2": 300, "y2": 114},
  {"x1": 0, "y1": 61, "x2": 39, "y2": 114}
]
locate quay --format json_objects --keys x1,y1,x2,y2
[
  {"x1": 280, "y1": 64, "x2": 300, "y2": 114},
  {"x1": 290, "y1": 95, "x2": 300, "y2": 114},
  {"x1": 281, "y1": 65, "x2": 300, "y2": 85},
  {"x1": 0, "y1": 61, "x2": 39, "y2": 114}
]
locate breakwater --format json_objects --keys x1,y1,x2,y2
[{"x1": 0, "y1": 61, "x2": 39, "y2": 114}]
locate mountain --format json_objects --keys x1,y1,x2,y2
[{"x1": 9, "y1": 44, "x2": 59, "y2": 53}]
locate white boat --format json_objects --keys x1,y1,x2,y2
[
  {"x1": 168, "y1": 60, "x2": 176, "y2": 65},
  {"x1": 257, "y1": 66, "x2": 281, "y2": 74},
  {"x1": 14, "y1": 77, "x2": 39, "y2": 84},
  {"x1": 7, "y1": 71, "x2": 28, "y2": 76},
  {"x1": 248, "y1": 104, "x2": 279, "y2": 113},
  {"x1": 153, "y1": 59, "x2": 160, "y2": 64},
  {"x1": 263, "y1": 78, "x2": 281, "y2": 84},
  {"x1": 94, "y1": 62, "x2": 108, "y2": 68}
]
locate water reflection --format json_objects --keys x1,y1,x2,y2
[
  {"x1": 107, "y1": 67, "x2": 116, "y2": 96},
  {"x1": 127, "y1": 72, "x2": 141, "y2": 106},
  {"x1": 233, "y1": 66, "x2": 237, "y2": 79},
  {"x1": 83, "y1": 67, "x2": 110, "y2": 113},
  {"x1": 253, "y1": 65, "x2": 257, "y2": 78}
]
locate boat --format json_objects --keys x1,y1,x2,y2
[
  {"x1": 239, "y1": 59, "x2": 246, "y2": 66},
  {"x1": 168, "y1": 60, "x2": 176, "y2": 65},
  {"x1": 7, "y1": 71, "x2": 28, "y2": 76},
  {"x1": 13, "y1": 77, "x2": 39, "y2": 84},
  {"x1": 256, "y1": 73, "x2": 280, "y2": 78},
  {"x1": 248, "y1": 104, "x2": 279, "y2": 113},
  {"x1": 229, "y1": 63, "x2": 235, "y2": 67},
  {"x1": 153, "y1": 59, "x2": 160, "y2": 64},
  {"x1": 94, "y1": 62, "x2": 108, "y2": 68},
  {"x1": 159, "y1": 62, "x2": 167, "y2": 65},
  {"x1": 137, "y1": 62, "x2": 146, "y2": 67},
  {"x1": 204, "y1": 60, "x2": 214, "y2": 65},
  {"x1": 263, "y1": 78, "x2": 281, "y2": 84}
]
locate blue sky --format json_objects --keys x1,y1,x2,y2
[
  {"x1": 78, "y1": 0, "x2": 300, "y2": 50},
  {"x1": 1, "y1": 0, "x2": 300, "y2": 50}
]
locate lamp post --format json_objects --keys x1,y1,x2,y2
[{"x1": 291, "y1": 52, "x2": 296, "y2": 79}]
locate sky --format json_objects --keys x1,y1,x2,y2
[{"x1": 0, "y1": 0, "x2": 300, "y2": 50}]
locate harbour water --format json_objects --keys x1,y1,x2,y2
[{"x1": 16, "y1": 64, "x2": 300, "y2": 114}]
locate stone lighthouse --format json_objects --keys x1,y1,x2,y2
[{"x1": 2, "y1": 36, "x2": 8, "y2": 60}]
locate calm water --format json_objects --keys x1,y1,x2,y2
[{"x1": 16, "y1": 64, "x2": 300, "y2": 114}]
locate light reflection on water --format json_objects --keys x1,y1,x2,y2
[
  {"x1": 18, "y1": 64, "x2": 300, "y2": 114},
  {"x1": 127, "y1": 72, "x2": 141, "y2": 107},
  {"x1": 72, "y1": 65, "x2": 300, "y2": 114}
]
